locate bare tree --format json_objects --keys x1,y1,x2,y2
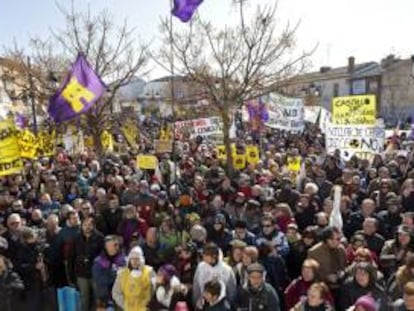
[
  {"x1": 158, "y1": 0, "x2": 313, "y2": 170},
  {"x1": 5, "y1": 1, "x2": 148, "y2": 153}
]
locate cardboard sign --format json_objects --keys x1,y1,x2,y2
[
  {"x1": 332, "y1": 95, "x2": 376, "y2": 125},
  {"x1": 154, "y1": 140, "x2": 173, "y2": 153},
  {"x1": 326, "y1": 123, "x2": 385, "y2": 160},
  {"x1": 136, "y1": 154, "x2": 158, "y2": 170}
]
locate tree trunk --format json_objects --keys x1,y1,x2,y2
[
  {"x1": 88, "y1": 114, "x2": 104, "y2": 156},
  {"x1": 221, "y1": 108, "x2": 233, "y2": 175}
]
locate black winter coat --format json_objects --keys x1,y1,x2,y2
[
  {"x1": 235, "y1": 283, "x2": 281, "y2": 311},
  {"x1": 0, "y1": 268, "x2": 24, "y2": 311},
  {"x1": 69, "y1": 230, "x2": 104, "y2": 280}
]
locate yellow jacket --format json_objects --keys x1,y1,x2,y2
[{"x1": 112, "y1": 266, "x2": 153, "y2": 311}]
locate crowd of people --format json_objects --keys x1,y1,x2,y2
[{"x1": 1, "y1": 120, "x2": 414, "y2": 311}]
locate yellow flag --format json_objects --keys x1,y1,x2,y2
[
  {"x1": 233, "y1": 153, "x2": 246, "y2": 170},
  {"x1": 38, "y1": 131, "x2": 56, "y2": 157},
  {"x1": 216, "y1": 145, "x2": 227, "y2": 160},
  {"x1": 17, "y1": 129, "x2": 38, "y2": 159},
  {"x1": 287, "y1": 156, "x2": 301, "y2": 172},
  {"x1": 121, "y1": 120, "x2": 139, "y2": 148},
  {"x1": 246, "y1": 145, "x2": 260, "y2": 165},
  {"x1": 101, "y1": 130, "x2": 113, "y2": 151}
]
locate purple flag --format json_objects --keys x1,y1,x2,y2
[
  {"x1": 172, "y1": 0, "x2": 203, "y2": 23},
  {"x1": 246, "y1": 97, "x2": 269, "y2": 131},
  {"x1": 48, "y1": 54, "x2": 106, "y2": 123},
  {"x1": 15, "y1": 113, "x2": 28, "y2": 129}
]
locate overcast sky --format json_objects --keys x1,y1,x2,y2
[{"x1": 1, "y1": 0, "x2": 413, "y2": 79}]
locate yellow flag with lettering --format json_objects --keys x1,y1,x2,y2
[
  {"x1": 17, "y1": 129, "x2": 38, "y2": 159},
  {"x1": 246, "y1": 145, "x2": 260, "y2": 165},
  {"x1": 233, "y1": 153, "x2": 246, "y2": 170},
  {"x1": 0, "y1": 120, "x2": 23, "y2": 176}
]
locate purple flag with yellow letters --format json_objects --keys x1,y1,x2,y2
[
  {"x1": 48, "y1": 53, "x2": 106, "y2": 123},
  {"x1": 172, "y1": 0, "x2": 203, "y2": 22}
]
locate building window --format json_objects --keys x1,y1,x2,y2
[{"x1": 333, "y1": 83, "x2": 339, "y2": 97}]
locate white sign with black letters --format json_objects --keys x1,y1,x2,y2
[{"x1": 326, "y1": 124, "x2": 385, "y2": 160}]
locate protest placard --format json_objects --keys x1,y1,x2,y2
[
  {"x1": 154, "y1": 140, "x2": 173, "y2": 154},
  {"x1": 175, "y1": 117, "x2": 223, "y2": 140},
  {"x1": 326, "y1": 124, "x2": 385, "y2": 159},
  {"x1": 264, "y1": 93, "x2": 304, "y2": 132},
  {"x1": 136, "y1": 154, "x2": 158, "y2": 170},
  {"x1": 332, "y1": 95, "x2": 376, "y2": 125}
]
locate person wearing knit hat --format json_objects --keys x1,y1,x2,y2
[
  {"x1": 153, "y1": 264, "x2": 187, "y2": 310},
  {"x1": 352, "y1": 295, "x2": 377, "y2": 311},
  {"x1": 112, "y1": 246, "x2": 155, "y2": 311}
]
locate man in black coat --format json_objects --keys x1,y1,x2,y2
[
  {"x1": 235, "y1": 263, "x2": 281, "y2": 311},
  {"x1": 68, "y1": 216, "x2": 104, "y2": 311}
]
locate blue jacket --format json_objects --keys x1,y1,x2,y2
[{"x1": 92, "y1": 252, "x2": 126, "y2": 305}]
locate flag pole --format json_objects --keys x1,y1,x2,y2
[{"x1": 169, "y1": 0, "x2": 177, "y2": 185}]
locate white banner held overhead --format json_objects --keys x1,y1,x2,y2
[
  {"x1": 264, "y1": 93, "x2": 304, "y2": 132},
  {"x1": 326, "y1": 124, "x2": 385, "y2": 160},
  {"x1": 174, "y1": 117, "x2": 223, "y2": 140}
]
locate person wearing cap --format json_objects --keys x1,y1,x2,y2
[
  {"x1": 152, "y1": 264, "x2": 186, "y2": 311},
  {"x1": 112, "y1": 246, "x2": 155, "y2": 311},
  {"x1": 256, "y1": 213, "x2": 290, "y2": 258},
  {"x1": 346, "y1": 294, "x2": 377, "y2": 311},
  {"x1": 192, "y1": 242, "x2": 236, "y2": 307},
  {"x1": 232, "y1": 220, "x2": 256, "y2": 246},
  {"x1": 235, "y1": 263, "x2": 281, "y2": 311}
]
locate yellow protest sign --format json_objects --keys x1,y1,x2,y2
[
  {"x1": 100, "y1": 130, "x2": 113, "y2": 151},
  {"x1": 17, "y1": 129, "x2": 38, "y2": 159},
  {"x1": 332, "y1": 95, "x2": 376, "y2": 125},
  {"x1": 121, "y1": 120, "x2": 139, "y2": 148},
  {"x1": 136, "y1": 154, "x2": 158, "y2": 170},
  {"x1": 84, "y1": 136, "x2": 94, "y2": 149},
  {"x1": 287, "y1": 156, "x2": 301, "y2": 172},
  {"x1": 233, "y1": 154, "x2": 246, "y2": 170},
  {"x1": 246, "y1": 145, "x2": 260, "y2": 165},
  {"x1": 216, "y1": 145, "x2": 227, "y2": 160},
  {"x1": 0, "y1": 120, "x2": 22, "y2": 176},
  {"x1": 154, "y1": 140, "x2": 173, "y2": 154},
  {"x1": 38, "y1": 131, "x2": 56, "y2": 157}
]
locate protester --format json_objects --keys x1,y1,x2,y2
[
  {"x1": 235, "y1": 263, "x2": 281, "y2": 311},
  {"x1": 3, "y1": 113, "x2": 414, "y2": 311},
  {"x1": 112, "y1": 246, "x2": 154, "y2": 311}
]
